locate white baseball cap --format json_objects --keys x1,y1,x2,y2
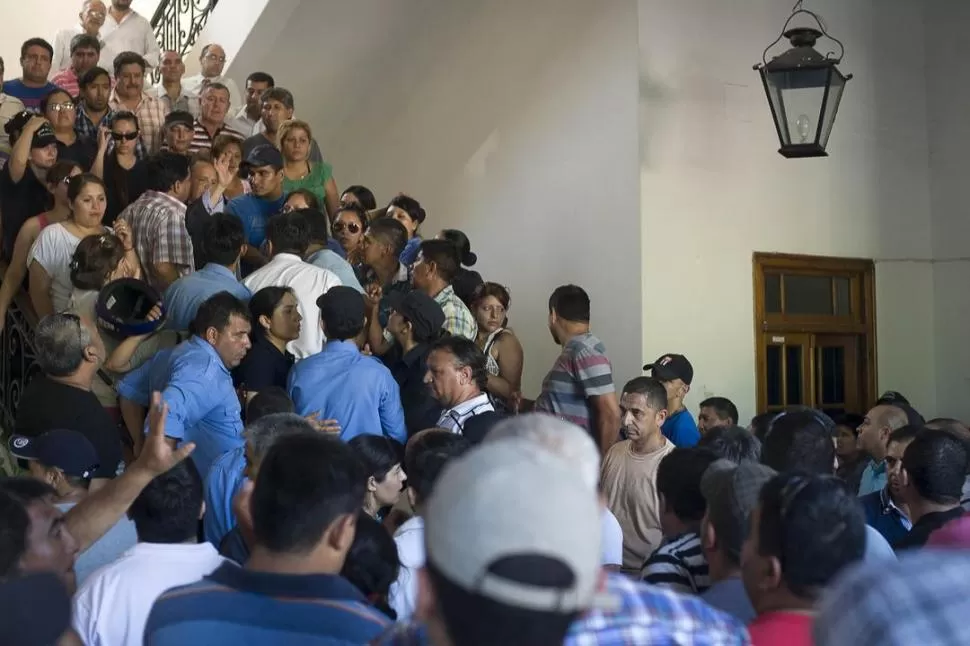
[{"x1": 424, "y1": 437, "x2": 601, "y2": 613}]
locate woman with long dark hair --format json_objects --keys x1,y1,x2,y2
[
  {"x1": 91, "y1": 110, "x2": 140, "y2": 226},
  {"x1": 437, "y1": 228, "x2": 483, "y2": 307},
  {"x1": 233, "y1": 286, "x2": 301, "y2": 402}
]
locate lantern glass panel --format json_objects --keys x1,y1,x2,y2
[
  {"x1": 818, "y1": 69, "x2": 847, "y2": 148},
  {"x1": 764, "y1": 67, "x2": 830, "y2": 146}
]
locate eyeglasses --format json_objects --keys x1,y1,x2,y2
[
  {"x1": 332, "y1": 221, "x2": 361, "y2": 235},
  {"x1": 205, "y1": 54, "x2": 227, "y2": 63},
  {"x1": 111, "y1": 131, "x2": 140, "y2": 141},
  {"x1": 49, "y1": 102, "x2": 76, "y2": 112}
]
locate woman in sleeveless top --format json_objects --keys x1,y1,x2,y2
[
  {"x1": 0, "y1": 160, "x2": 80, "y2": 331},
  {"x1": 472, "y1": 282, "x2": 524, "y2": 408}
]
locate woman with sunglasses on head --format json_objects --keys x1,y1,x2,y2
[
  {"x1": 27, "y1": 173, "x2": 139, "y2": 318},
  {"x1": 331, "y1": 203, "x2": 368, "y2": 264},
  {"x1": 42, "y1": 89, "x2": 97, "y2": 170},
  {"x1": 91, "y1": 111, "x2": 141, "y2": 226},
  {"x1": 471, "y1": 282, "x2": 523, "y2": 409},
  {"x1": 0, "y1": 160, "x2": 81, "y2": 332}
]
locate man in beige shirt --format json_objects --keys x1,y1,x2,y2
[{"x1": 601, "y1": 376, "x2": 674, "y2": 573}]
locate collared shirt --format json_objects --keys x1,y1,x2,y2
[
  {"x1": 99, "y1": 9, "x2": 161, "y2": 70},
  {"x1": 243, "y1": 253, "x2": 342, "y2": 358},
  {"x1": 50, "y1": 67, "x2": 82, "y2": 98},
  {"x1": 73, "y1": 542, "x2": 227, "y2": 646},
  {"x1": 117, "y1": 337, "x2": 243, "y2": 476},
  {"x1": 184, "y1": 190, "x2": 227, "y2": 269},
  {"x1": 893, "y1": 506, "x2": 966, "y2": 551},
  {"x1": 0, "y1": 93, "x2": 26, "y2": 164},
  {"x1": 433, "y1": 284, "x2": 477, "y2": 340},
  {"x1": 108, "y1": 89, "x2": 168, "y2": 153},
  {"x1": 436, "y1": 392, "x2": 494, "y2": 434},
  {"x1": 374, "y1": 571, "x2": 750, "y2": 646},
  {"x1": 860, "y1": 487, "x2": 912, "y2": 546},
  {"x1": 189, "y1": 118, "x2": 245, "y2": 155},
  {"x1": 389, "y1": 344, "x2": 441, "y2": 436},
  {"x1": 288, "y1": 340, "x2": 407, "y2": 443},
  {"x1": 232, "y1": 333, "x2": 295, "y2": 393},
  {"x1": 203, "y1": 446, "x2": 247, "y2": 546},
  {"x1": 118, "y1": 190, "x2": 194, "y2": 291},
  {"x1": 226, "y1": 192, "x2": 285, "y2": 252},
  {"x1": 3, "y1": 79, "x2": 58, "y2": 112},
  {"x1": 226, "y1": 107, "x2": 258, "y2": 137},
  {"x1": 150, "y1": 83, "x2": 198, "y2": 115},
  {"x1": 535, "y1": 332, "x2": 616, "y2": 432},
  {"x1": 144, "y1": 562, "x2": 391, "y2": 645},
  {"x1": 858, "y1": 458, "x2": 888, "y2": 496},
  {"x1": 306, "y1": 248, "x2": 363, "y2": 292},
  {"x1": 75, "y1": 105, "x2": 149, "y2": 159},
  {"x1": 163, "y1": 263, "x2": 251, "y2": 331},
  {"x1": 182, "y1": 75, "x2": 243, "y2": 116}
]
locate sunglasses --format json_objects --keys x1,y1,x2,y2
[
  {"x1": 332, "y1": 221, "x2": 361, "y2": 235},
  {"x1": 111, "y1": 131, "x2": 139, "y2": 141}
]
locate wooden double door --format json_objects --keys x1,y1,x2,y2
[{"x1": 761, "y1": 332, "x2": 861, "y2": 418}]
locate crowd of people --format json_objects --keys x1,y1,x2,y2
[{"x1": 0, "y1": 2, "x2": 968, "y2": 645}]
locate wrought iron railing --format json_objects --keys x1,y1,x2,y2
[
  {"x1": 0, "y1": 262, "x2": 40, "y2": 475},
  {"x1": 150, "y1": 0, "x2": 221, "y2": 82}
]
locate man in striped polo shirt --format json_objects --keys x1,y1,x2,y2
[
  {"x1": 144, "y1": 429, "x2": 391, "y2": 644},
  {"x1": 534, "y1": 284, "x2": 620, "y2": 453},
  {"x1": 189, "y1": 82, "x2": 244, "y2": 154}
]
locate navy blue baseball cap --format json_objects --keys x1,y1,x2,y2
[{"x1": 8, "y1": 430, "x2": 100, "y2": 479}]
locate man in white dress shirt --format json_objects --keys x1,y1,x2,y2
[
  {"x1": 183, "y1": 44, "x2": 242, "y2": 115},
  {"x1": 72, "y1": 461, "x2": 227, "y2": 646},
  {"x1": 426, "y1": 336, "x2": 495, "y2": 433},
  {"x1": 50, "y1": 0, "x2": 107, "y2": 75},
  {"x1": 243, "y1": 209, "x2": 342, "y2": 359},
  {"x1": 100, "y1": 0, "x2": 161, "y2": 71}
]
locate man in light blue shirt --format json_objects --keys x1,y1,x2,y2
[
  {"x1": 118, "y1": 292, "x2": 252, "y2": 476},
  {"x1": 856, "y1": 403, "x2": 908, "y2": 496},
  {"x1": 164, "y1": 213, "x2": 251, "y2": 331},
  {"x1": 299, "y1": 207, "x2": 363, "y2": 292},
  {"x1": 288, "y1": 286, "x2": 407, "y2": 444}
]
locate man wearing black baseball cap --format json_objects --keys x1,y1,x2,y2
[
  {"x1": 288, "y1": 286, "x2": 408, "y2": 444},
  {"x1": 643, "y1": 353, "x2": 700, "y2": 447},
  {"x1": 162, "y1": 110, "x2": 195, "y2": 155},
  {"x1": 226, "y1": 143, "x2": 286, "y2": 272},
  {"x1": 385, "y1": 290, "x2": 446, "y2": 435}
]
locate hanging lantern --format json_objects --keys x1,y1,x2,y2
[{"x1": 754, "y1": 3, "x2": 853, "y2": 158}]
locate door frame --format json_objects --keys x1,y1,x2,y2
[{"x1": 753, "y1": 252, "x2": 877, "y2": 414}]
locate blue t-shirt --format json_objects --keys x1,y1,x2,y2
[
  {"x1": 4, "y1": 80, "x2": 58, "y2": 112},
  {"x1": 225, "y1": 193, "x2": 286, "y2": 250},
  {"x1": 662, "y1": 409, "x2": 700, "y2": 447}
]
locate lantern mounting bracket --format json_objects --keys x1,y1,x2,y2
[{"x1": 754, "y1": 3, "x2": 848, "y2": 71}]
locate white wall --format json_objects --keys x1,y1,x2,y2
[{"x1": 637, "y1": 0, "x2": 937, "y2": 421}]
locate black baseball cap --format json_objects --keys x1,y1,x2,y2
[
  {"x1": 8, "y1": 430, "x2": 100, "y2": 479},
  {"x1": 877, "y1": 390, "x2": 909, "y2": 406},
  {"x1": 240, "y1": 144, "x2": 283, "y2": 171},
  {"x1": 164, "y1": 110, "x2": 194, "y2": 129},
  {"x1": 643, "y1": 353, "x2": 694, "y2": 385},
  {"x1": 316, "y1": 286, "x2": 365, "y2": 328},
  {"x1": 386, "y1": 291, "x2": 445, "y2": 342}
]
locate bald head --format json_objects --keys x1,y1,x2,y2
[
  {"x1": 858, "y1": 404, "x2": 909, "y2": 461},
  {"x1": 200, "y1": 43, "x2": 226, "y2": 77}
]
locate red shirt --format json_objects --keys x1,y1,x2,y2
[{"x1": 748, "y1": 611, "x2": 814, "y2": 646}]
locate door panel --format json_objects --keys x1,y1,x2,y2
[
  {"x1": 760, "y1": 332, "x2": 862, "y2": 416},
  {"x1": 815, "y1": 334, "x2": 860, "y2": 418},
  {"x1": 761, "y1": 333, "x2": 813, "y2": 414}
]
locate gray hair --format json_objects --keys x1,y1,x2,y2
[
  {"x1": 34, "y1": 312, "x2": 91, "y2": 377},
  {"x1": 244, "y1": 413, "x2": 314, "y2": 462},
  {"x1": 485, "y1": 413, "x2": 600, "y2": 492}
]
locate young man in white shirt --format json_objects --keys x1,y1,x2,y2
[
  {"x1": 100, "y1": 0, "x2": 161, "y2": 71},
  {"x1": 73, "y1": 460, "x2": 226, "y2": 646}
]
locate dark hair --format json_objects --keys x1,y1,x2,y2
[
  {"x1": 70, "y1": 33, "x2": 100, "y2": 55},
  {"x1": 471, "y1": 282, "x2": 510, "y2": 327},
  {"x1": 439, "y1": 229, "x2": 477, "y2": 267},
  {"x1": 210, "y1": 133, "x2": 243, "y2": 160},
  {"x1": 657, "y1": 448, "x2": 719, "y2": 523},
  {"x1": 128, "y1": 461, "x2": 203, "y2": 543},
  {"x1": 294, "y1": 208, "x2": 328, "y2": 244},
  {"x1": 621, "y1": 376, "x2": 668, "y2": 411},
  {"x1": 832, "y1": 413, "x2": 865, "y2": 436},
  {"x1": 69, "y1": 233, "x2": 125, "y2": 291},
  {"x1": 367, "y1": 216, "x2": 408, "y2": 257},
  {"x1": 246, "y1": 386, "x2": 295, "y2": 423},
  {"x1": 340, "y1": 511, "x2": 399, "y2": 620},
  {"x1": 248, "y1": 286, "x2": 295, "y2": 338},
  {"x1": 342, "y1": 185, "x2": 377, "y2": 211},
  {"x1": 266, "y1": 210, "x2": 309, "y2": 255},
  {"x1": 321, "y1": 290, "x2": 366, "y2": 341},
  {"x1": 888, "y1": 424, "x2": 923, "y2": 446},
  {"x1": 761, "y1": 409, "x2": 836, "y2": 475},
  {"x1": 697, "y1": 425, "x2": 762, "y2": 464},
  {"x1": 192, "y1": 291, "x2": 250, "y2": 338},
  {"x1": 143, "y1": 151, "x2": 190, "y2": 194},
  {"x1": 902, "y1": 429, "x2": 968, "y2": 505},
  {"x1": 21, "y1": 38, "x2": 53, "y2": 60},
  {"x1": 418, "y1": 239, "x2": 461, "y2": 283},
  {"x1": 430, "y1": 336, "x2": 489, "y2": 392},
  {"x1": 757, "y1": 472, "x2": 866, "y2": 600},
  {"x1": 112, "y1": 51, "x2": 147, "y2": 77},
  {"x1": 246, "y1": 71, "x2": 275, "y2": 87},
  {"x1": 40, "y1": 88, "x2": 73, "y2": 114},
  {"x1": 203, "y1": 213, "x2": 245, "y2": 267},
  {"x1": 749, "y1": 412, "x2": 777, "y2": 443},
  {"x1": 349, "y1": 436, "x2": 403, "y2": 483},
  {"x1": 405, "y1": 432, "x2": 471, "y2": 505},
  {"x1": 251, "y1": 433, "x2": 366, "y2": 554},
  {"x1": 78, "y1": 66, "x2": 110, "y2": 89},
  {"x1": 387, "y1": 194, "x2": 426, "y2": 224},
  {"x1": 201, "y1": 82, "x2": 230, "y2": 101},
  {"x1": 45, "y1": 160, "x2": 81, "y2": 189},
  {"x1": 0, "y1": 478, "x2": 57, "y2": 576},
  {"x1": 286, "y1": 188, "x2": 321, "y2": 211},
  {"x1": 67, "y1": 173, "x2": 105, "y2": 204},
  {"x1": 548, "y1": 285, "x2": 590, "y2": 323},
  {"x1": 108, "y1": 111, "x2": 139, "y2": 132},
  {"x1": 261, "y1": 87, "x2": 294, "y2": 110},
  {"x1": 699, "y1": 397, "x2": 739, "y2": 426}
]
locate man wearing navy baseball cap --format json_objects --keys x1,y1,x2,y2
[
  {"x1": 227, "y1": 143, "x2": 286, "y2": 272},
  {"x1": 643, "y1": 353, "x2": 700, "y2": 447}
]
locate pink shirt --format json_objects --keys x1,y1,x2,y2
[{"x1": 748, "y1": 611, "x2": 813, "y2": 646}]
